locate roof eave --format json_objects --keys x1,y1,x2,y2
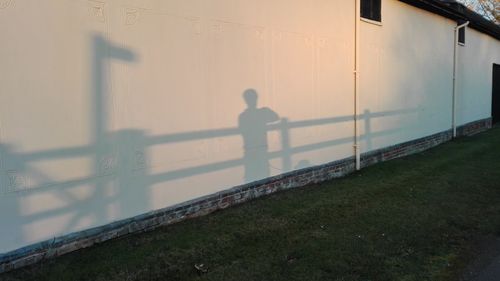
[{"x1": 398, "y1": 0, "x2": 500, "y2": 41}]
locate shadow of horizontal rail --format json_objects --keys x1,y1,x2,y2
[
  {"x1": 3, "y1": 108, "x2": 418, "y2": 195},
  {"x1": 146, "y1": 108, "x2": 414, "y2": 145}
]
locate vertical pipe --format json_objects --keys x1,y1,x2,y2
[
  {"x1": 452, "y1": 21, "x2": 469, "y2": 138},
  {"x1": 354, "y1": 0, "x2": 361, "y2": 170}
]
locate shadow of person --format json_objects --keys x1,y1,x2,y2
[{"x1": 238, "y1": 89, "x2": 279, "y2": 183}]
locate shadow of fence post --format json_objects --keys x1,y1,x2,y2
[
  {"x1": 364, "y1": 109, "x2": 372, "y2": 152},
  {"x1": 280, "y1": 118, "x2": 292, "y2": 173}
]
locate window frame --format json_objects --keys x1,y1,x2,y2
[
  {"x1": 458, "y1": 26, "x2": 466, "y2": 46},
  {"x1": 361, "y1": 0, "x2": 382, "y2": 23}
]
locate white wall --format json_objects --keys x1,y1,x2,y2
[
  {"x1": 359, "y1": 0, "x2": 456, "y2": 153},
  {"x1": 0, "y1": 0, "x2": 355, "y2": 253},
  {"x1": 358, "y1": 0, "x2": 500, "y2": 155},
  {"x1": 0, "y1": 0, "x2": 498, "y2": 255},
  {"x1": 458, "y1": 27, "x2": 500, "y2": 125}
]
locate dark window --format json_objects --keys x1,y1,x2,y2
[
  {"x1": 458, "y1": 26, "x2": 465, "y2": 45},
  {"x1": 361, "y1": 0, "x2": 381, "y2": 22}
]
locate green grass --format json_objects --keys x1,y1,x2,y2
[{"x1": 2, "y1": 127, "x2": 500, "y2": 281}]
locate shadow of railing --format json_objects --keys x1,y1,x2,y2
[
  {"x1": 4, "y1": 108, "x2": 414, "y2": 191},
  {"x1": 0, "y1": 108, "x2": 416, "y2": 236},
  {"x1": 145, "y1": 108, "x2": 414, "y2": 185}
]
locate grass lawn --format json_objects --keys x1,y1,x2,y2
[{"x1": 2, "y1": 127, "x2": 500, "y2": 281}]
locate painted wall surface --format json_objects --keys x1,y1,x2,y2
[
  {"x1": 359, "y1": 0, "x2": 456, "y2": 153},
  {"x1": 458, "y1": 27, "x2": 500, "y2": 126},
  {"x1": 358, "y1": 0, "x2": 500, "y2": 155},
  {"x1": 0, "y1": 0, "x2": 498, "y2": 254},
  {"x1": 0, "y1": 0, "x2": 356, "y2": 253}
]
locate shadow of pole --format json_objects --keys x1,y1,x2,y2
[
  {"x1": 58, "y1": 35, "x2": 143, "y2": 231},
  {"x1": 280, "y1": 118, "x2": 292, "y2": 173}
]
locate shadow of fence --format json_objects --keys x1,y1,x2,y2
[
  {"x1": 0, "y1": 35, "x2": 418, "y2": 251},
  {"x1": 0, "y1": 107, "x2": 416, "y2": 240},
  {"x1": 3, "y1": 109, "x2": 414, "y2": 192}
]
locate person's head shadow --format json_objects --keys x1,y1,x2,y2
[{"x1": 243, "y1": 88, "x2": 258, "y2": 109}]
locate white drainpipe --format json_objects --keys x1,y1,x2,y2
[
  {"x1": 354, "y1": 0, "x2": 361, "y2": 170},
  {"x1": 452, "y1": 21, "x2": 469, "y2": 138}
]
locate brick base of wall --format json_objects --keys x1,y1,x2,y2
[{"x1": 0, "y1": 117, "x2": 492, "y2": 273}]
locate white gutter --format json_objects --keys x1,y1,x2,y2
[
  {"x1": 452, "y1": 21, "x2": 469, "y2": 138},
  {"x1": 354, "y1": 0, "x2": 361, "y2": 170}
]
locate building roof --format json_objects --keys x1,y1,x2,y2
[{"x1": 399, "y1": 0, "x2": 500, "y2": 40}]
